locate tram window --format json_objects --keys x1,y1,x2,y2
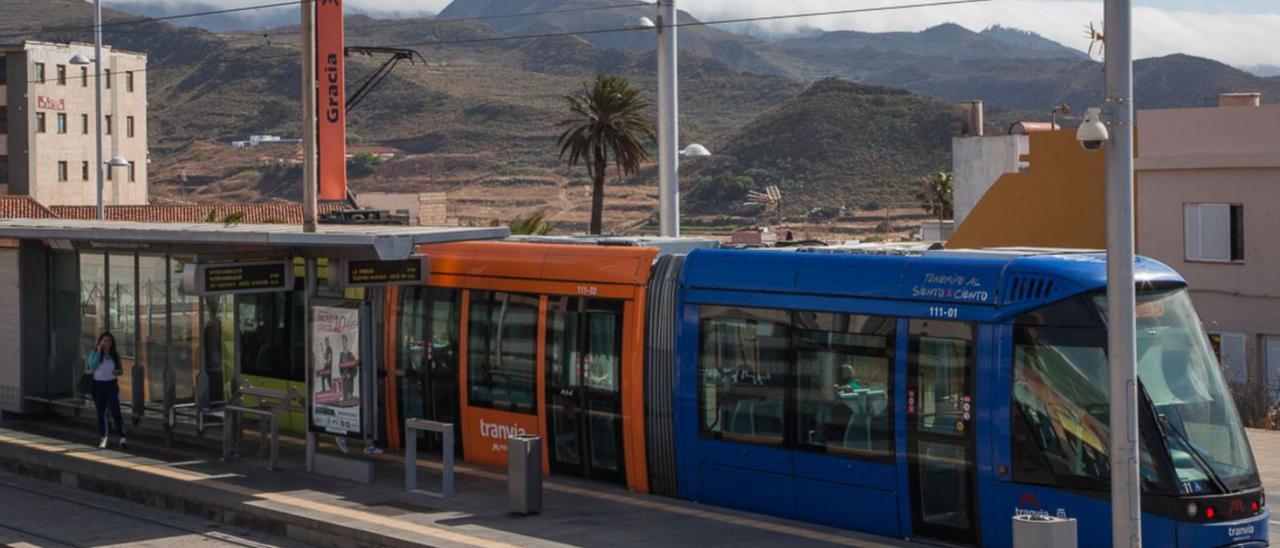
[
  {"x1": 794, "y1": 312, "x2": 894, "y2": 456},
  {"x1": 698, "y1": 306, "x2": 789, "y2": 445},
  {"x1": 468, "y1": 291, "x2": 538, "y2": 414}
]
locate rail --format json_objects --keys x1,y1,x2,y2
[
  {"x1": 223, "y1": 405, "x2": 279, "y2": 471},
  {"x1": 404, "y1": 418, "x2": 454, "y2": 498}
]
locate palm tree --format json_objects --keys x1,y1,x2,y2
[
  {"x1": 509, "y1": 211, "x2": 559, "y2": 236},
  {"x1": 917, "y1": 171, "x2": 954, "y2": 221},
  {"x1": 556, "y1": 75, "x2": 656, "y2": 235}
]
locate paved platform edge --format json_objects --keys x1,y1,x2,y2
[{"x1": 0, "y1": 436, "x2": 436, "y2": 548}]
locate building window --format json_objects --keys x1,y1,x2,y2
[
  {"x1": 56, "y1": 64, "x2": 66, "y2": 85},
  {"x1": 104, "y1": 68, "x2": 111, "y2": 89},
  {"x1": 126, "y1": 116, "x2": 134, "y2": 138},
  {"x1": 56, "y1": 112, "x2": 66, "y2": 134},
  {"x1": 35, "y1": 112, "x2": 46, "y2": 133},
  {"x1": 57, "y1": 161, "x2": 68, "y2": 182},
  {"x1": 467, "y1": 291, "x2": 539, "y2": 414},
  {"x1": 0, "y1": 57, "x2": 7, "y2": 85},
  {"x1": 0, "y1": 110, "x2": 7, "y2": 134},
  {"x1": 0, "y1": 156, "x2": 8, "y2": 184},
  {"x1": 105, "y1": 115, "x2": 112, "y2": 135},
  {"x1": 1208, "y1": 332, "x2": 1248, "y2": 385},
  {"x1": 34, "y1": 62, "x2": 45, "y2": 83},
  {"x1": 128, "y1": 161, "x2": 136, "y2": 182},
  {"x1": 1185, "y1": 203, "x2": 1244, "y2": 262},
  {"x1": 81, "y1": 114, "x2": 89, "y2": 134},
  {"x1": 81, "y1": 161, "x2": 89, "y2": 181},
  {"x1": 126, "y1": 71, "x2": 134, "y2": 92},
  {"x1": 80, "y1": 66, "x2": 87, "y2": 87}
]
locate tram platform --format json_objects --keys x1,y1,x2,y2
[{"x1": 0, "y1": 414, "x2": 914, "y2": 548}]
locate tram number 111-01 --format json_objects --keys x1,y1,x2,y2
[{"x1": 928, "y1": 306, "x2": 959, "y2": 319}]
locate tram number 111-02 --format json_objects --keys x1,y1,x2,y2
[{"x1": 928, "y1": 306, "x2": 959, "y2": 319}]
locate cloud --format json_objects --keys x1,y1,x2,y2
[{"x1": 678, "y1": 0, "x2": 1280, "y2": 67}]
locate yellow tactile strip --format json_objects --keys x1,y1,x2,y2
[{"x1": 0, "y1": 429, "x2": 891, "y2": 547}]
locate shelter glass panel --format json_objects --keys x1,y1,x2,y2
[
  {"x1": 79, "y1": 253, "x2": 106, "y2": 368},
  {"x1": 138, "y1": 255, "x2": 168, "y2": 404},
  {"x1": 170, "y1": 257, "x2": 199, "y2": 402}
]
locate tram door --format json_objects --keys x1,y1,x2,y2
[
  {"x1": 906, "y1": 319, "x2": 978, "y2": 544},
  {"x1": 395, "y1": 287, "x2": 462, "y2": 454},
  {"x1": 544, "y1": 297, "x2": 626, "y2": 483}
]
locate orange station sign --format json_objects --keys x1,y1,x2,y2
[{"x1": 315, "y1": 0, "x2": 347, "y2": 201}]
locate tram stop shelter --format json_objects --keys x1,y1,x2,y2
[{"x1": 0, "y1": 218, "x2": 507, "y2": 467}]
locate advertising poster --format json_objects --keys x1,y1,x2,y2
[{"x1": 311, "y1": 303, "x2": 363, "y2": 436}]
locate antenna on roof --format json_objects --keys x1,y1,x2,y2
[
  {"x1": 1085, "y1": 21, "x2": 1105, "y2": 59},
  {"x1": 746, "y1": 185, "x2": 783, "y2": 226}
]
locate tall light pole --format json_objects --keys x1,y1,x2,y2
[
  {"x1": 1103, "y1": 0, "x2": 1140, "y2": 545},
  {"x1": 626, "y1": 6, "x2": 708, "y2": 238},
  {"x1": 656, "y1": 0, "x2": 678, "y2": 237},
  {"x1": 70, "y1": 1, "x2": 118, "y2": 221}
]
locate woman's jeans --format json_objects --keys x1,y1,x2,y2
[{"x1": 91, "y1": 380, "x2": 126, "y2": 438}]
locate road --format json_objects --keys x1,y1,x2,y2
[
  {"x1": 1247, "y1": 428, "x2": 1280, "y2": 546},
  {"x1": 0, "y1": 470, "x2": 304, "y2": 548}
]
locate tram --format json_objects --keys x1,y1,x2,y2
[
  {"x1": 670, "y1": 247, "x2": 1267, "y2": 546},
  {"x1": 239, "y1": 239, "x2": 1268, "y2": 546}
]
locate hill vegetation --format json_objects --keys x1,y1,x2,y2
[
  {"x1": 683, "y1": 79, "x2": 958, "y2": 220},
  {"x1": 5, "y1": 0, "x2": 1278, "y2": 234}
]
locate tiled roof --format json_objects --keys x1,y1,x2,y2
[
  {"x1": 49, "y1": 203, "x2": 346, "y2": 224},
  {"x1": 0, "y1": 196, "x2": 58, "y2": 219}
]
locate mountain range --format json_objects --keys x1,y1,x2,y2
[{"x1": 4, "y1": 0, "x2": 1278, "y2": 231}]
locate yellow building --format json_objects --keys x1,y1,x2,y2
[{"x1": 946, "y1": 130, "x2": 1107, "y2": 250}]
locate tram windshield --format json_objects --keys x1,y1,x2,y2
[
  {"x1": 1012, "y1": 288, "x2": 1258, "y2": 495},
  {"x1": 1122, "y1": 289, "x2": 1258, "y2": 493}
]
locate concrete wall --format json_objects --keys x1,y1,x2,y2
[
  {"x1": 356, "y1": 192, "x2": 451, "y2": 226},
  {"x1": 1136, "y1": 104, "x2": 1280, "y2": 397},
  {"x1": 19, "y1": 42, "x2": 147, "y2": 206},
  {"x1": 952, "y1": 134, "x2": 1027, "y2": 226}
]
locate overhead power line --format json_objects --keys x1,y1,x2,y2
[
  {"x1": 21, "y1": 0, "x2": 999, "y2": 85},
  {"x1": 0, "y1": 0, "x2": 307, "y2": 41},
  {"x1": 260, "y1": 2, "x2": 653, "y2": 37},
  {"x1": 387, "y1": 0, "x2": 999, "y2": 48}
]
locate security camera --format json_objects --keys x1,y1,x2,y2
[{"x1": 1076, "y1": 107, "x2": 1109, "y2": 151}]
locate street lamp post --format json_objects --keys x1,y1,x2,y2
[
  {"x1": 656, "y1": 0, "x2": 678, "y2": 237},
  {"x1": 626, "y1": 5, "x2": 709, "y2": 238},
  {"x1": 1103, "y1": 0, "x2": 1140, "y2": 546},
  {"x1": 69, "y1": 0, "x2": 109, "y2": 221}
]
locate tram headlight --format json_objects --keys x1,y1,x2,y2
[{"x1": 1186, "y1": 502, "x2": 1198, "y2": 518}]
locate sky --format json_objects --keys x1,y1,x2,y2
[{"x1": 128, "y1": 0, "x2": 1280, "y2": 69}]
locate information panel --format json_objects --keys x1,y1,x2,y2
[
  {"x1": 181, "y1": 261, "x2": 294, "y2": 296},
  {"x1": 310, "y1": 301, "x2": 365, "y2": 437},
  {"x1": 330, "y1": 256, "x2": 428, "y2": 287}
]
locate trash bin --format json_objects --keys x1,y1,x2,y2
[
  {"x1": 1012, "y1": 513, "x2": 1077, "y2": 548},
  {"x1": 507, "y1": 435, "x2": 542, "y2": 514}
]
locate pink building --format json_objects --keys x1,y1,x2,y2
[{"x1": 1136, "y1": 93, "x2": 1280, "y2": 406}]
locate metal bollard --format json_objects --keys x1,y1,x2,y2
[
  {"x1": 1012, "y1": 513, "x2": 1077, "y2": 548},
  {"x1": 507, "y1": 436, "x2": 542, "y2": 515}
]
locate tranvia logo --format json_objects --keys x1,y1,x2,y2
[{"x1": 480, "y1": 418, "x2": 528, "y2": 452}]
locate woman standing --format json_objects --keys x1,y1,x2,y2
[{"x1": 87, "y1": 332, "x2": 127, "y2": 449}]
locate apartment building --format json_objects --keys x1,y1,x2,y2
[
  {"x1": 1136, "y1": 93, "x2": 1280, "y2": 403},
  {"x1": 1, "y1": 41, "x2": 147, "y2": 206}
]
